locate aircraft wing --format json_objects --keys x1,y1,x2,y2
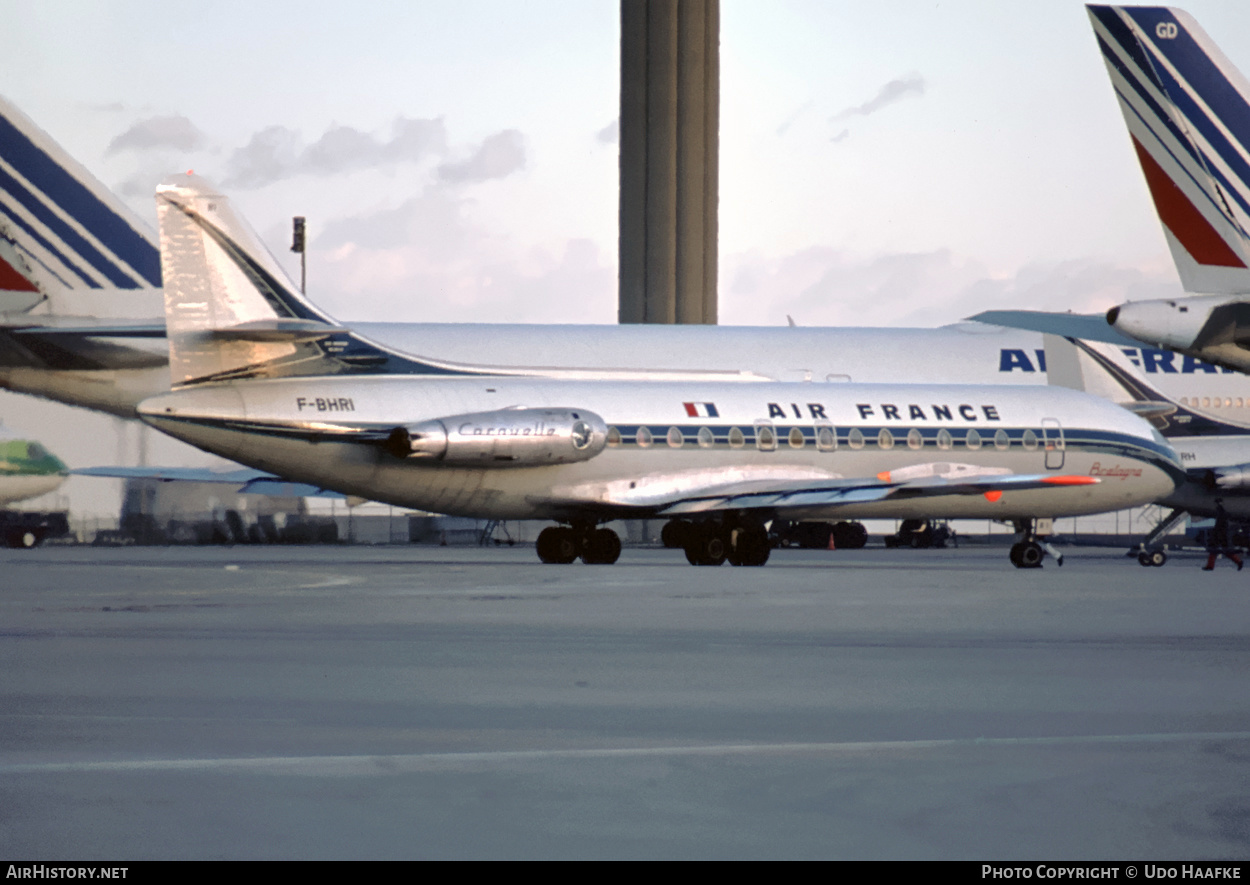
[
  {"x1": 968, "y1": 310, "x2": 1140, "y2": 347},
  {"x1": 71, "y1": 466, "x2": 346, "y2": 498},
  {"x1": 656, "y1": 471, "x2": 1098, "y2": 516}
]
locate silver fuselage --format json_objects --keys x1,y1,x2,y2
[{"x1": 139, "y1": 377, "x2": 1180, "y2": 522}]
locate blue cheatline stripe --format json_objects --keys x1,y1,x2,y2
[
  {"x1": 0, "y1": 179, "x2": 99, "y2": 288},
  {"x1": 0, "y1": 164, "x2": 141, "y2": 289},
  {"x1": 1123, "y1": 6, "x2": 1250, "y2": 158},
  {"x1": 0, "y1": 112, "x2": 160, "y2": 286}
]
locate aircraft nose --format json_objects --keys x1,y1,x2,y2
[{"x1": 1106, "y1": 306, "x2": 1120, "y2": 326}]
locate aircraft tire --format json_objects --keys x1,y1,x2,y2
[
  {"x1": 536, "y1": 527, "x2": 578, "y2": 564},
  {"x1": 735, "y1": 528, "x2": 771, "y2": 566},
  {"x1": 833, "y1": 521, "x2": 868, "y2": 549},
  {"x1": 660, "y1": 520, "x2": 689, "y2": 549},
  {"x1": 1140, "y1": 550, "x2": 1166, "y2": 567},
  {"x1": 581, "y1": 529, "x2": 621, "y2": 565},
  {"x1": 685, "y1": 525, "x2": 727, "y2": 566},
  {"x1": 1013, "y1": 541, "x2": 1044, "y2": 569}
]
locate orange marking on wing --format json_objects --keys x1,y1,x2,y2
[
  {"x1": 1042, "y1": 475, "x2": 1099, "y2": 486},
  {"x1": 984, "y1": 490, "x2": 1003, "y2": 503}
]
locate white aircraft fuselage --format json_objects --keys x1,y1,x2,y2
[{"x1": 139, "y1": 376, "x2": 1179, "y2": 523}]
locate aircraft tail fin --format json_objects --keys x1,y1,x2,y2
[
  {"x1": 0, "y1": 94, "x2": 162, "y2": 319},
  {"x1": 156, "y1": 174, "x2": 477, "y2": 386},
  {"x1": 1089, "y1": 5, "x2": 1250, "y2": 294}
]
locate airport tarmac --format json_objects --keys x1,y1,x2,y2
[{"x1": 1, "y1": 543, "x2": 1249, "y2": 860}]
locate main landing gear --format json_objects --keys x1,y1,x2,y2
[
  {"x1": 682, "y1": 521, "x2": 771, "y2": 567},
  {"x1": 535, "y1": 521, "x2": 621, "y2": 565},
  {"x1": 1008, "y1": 518, "x2": 1063, "y2": 569}
]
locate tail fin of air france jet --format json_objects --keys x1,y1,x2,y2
[
  {"x1": 1090, "y1": 6, "x2": 1250, "y2": 294},
  {"x1": 155, "y1": 174, "x2": 479, "y2": 386},
  {"x1": 0, "y1": 94, "x2": 162, "y2": 318},
  {"x1": 155, "y1": 174, "x2": 770, "y2": 387}
]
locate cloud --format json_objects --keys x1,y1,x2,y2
[
  {"x1": 723, "y1": 247, "x2": 1179, "y2": 328},
  {"x1": 437, "y1": 129, "x2": 526, "y2": 184},
  {"x1": 775, "y1": 101, "x2": 814, "y2": 137},
  {"x1": 301, "y1": 185, "x2": 612, "y2": 324},
  {"x1": 106, "y1": 115, "x2": 208, "y2": 155},
  {"x1": 222, "y1": 117, "x2": 447, "y2": 188},
  {"x1": 596, "y1": 118, "x2": 619, "y2": 145},
  {"x1": 222, "y1": 125, "x2": 303, "y2": 188},
  {"x1": 832, "y1": 73, "x2": 926, "y2": 122}
]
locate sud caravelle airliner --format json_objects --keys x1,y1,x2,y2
[{"x1": 131, "y1": 175, "x2": 1184, "y2": 569}]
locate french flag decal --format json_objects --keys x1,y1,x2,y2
[{"x1": 683, "y1": 402, "x2": 719, "y2": 418}]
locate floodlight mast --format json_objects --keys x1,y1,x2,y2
[{"x1": 291, "y1": 215, "x2": 306, "y2": 293}]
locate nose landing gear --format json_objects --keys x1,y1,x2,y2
[{"x1": 1008, "y1": 519, "x2": 1062, "y2": 569}]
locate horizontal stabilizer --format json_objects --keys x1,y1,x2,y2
[
  {"x1": 72, "y1": 465, "x2": 344, "y2": 498},
  {"x1": 969, "y1": 310, "x2": 1139, "y2": 346}
]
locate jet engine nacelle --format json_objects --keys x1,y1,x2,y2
[
  {"x1": 1203, "y1": 463, "x2": 1250, "y2": 491},
  {"x1": 1106, "y1": 297, "x2": 1219, "y2": 351},
  {"x1": 385, "y1": 407, "x2": 608, "y2": 467}
]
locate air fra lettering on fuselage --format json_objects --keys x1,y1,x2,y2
[
  {"x1": 998, "y1": 346, "x2": 1237, "y2": 374},
  {"x1": 296, "y1": 396, "x2": 356, "y2": 412}
]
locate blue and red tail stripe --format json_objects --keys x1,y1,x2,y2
[{"x1": 0, "y1": 105, "x2": 160, "y2": 289}]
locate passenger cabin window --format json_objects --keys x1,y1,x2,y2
[
  {"x1": 697, "y1": 426, "x2": 715, "y2": 448},
  {"x1": 1022, "y1": 429, "x2": 1039, "y2": 451},
  {"x1": 848, "y1": 428, "x2": 865, "y2": 450},
  {"x1": 756, "y1": 422, "x2": 777, "y2": 452},
  {"x1": 728, "y1": 427, "x2": 746, "y2": 449},
  {"x1": 788, "y1": 427, "x2": 806, "y2": 449},
  {"x1": 994, "y1": 429, "x2": 1010, "y2": 450},
  {"x1": 937, "y1": 429, "x2": 953, "y2": 451},
  {"x1": 906, "y1": 428, "x2": 923, "y2": 450},
  {"x1": 877, "y1": 428, "x2": 894, "y2": 450},
  {"x1": 606, "y1": 427, "x2": 622, "y2": 447},
  {"x1": 667, "y1": 426, "x2": 684, "y2": 448},
  {"x1": 636, "y1": 426, "x2": 653, "y2": 448},
  {"x1": 965, "y1": 428, "x2": 982, "y2": 450},
  {"x1": 816, "y1": 423, "x2": 837, "y2": 452}
]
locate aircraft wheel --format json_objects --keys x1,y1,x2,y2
[
  {"x1": 536, "y1": 527, "x2": 578, "y2": 564},
  {"x1": 1140, "y1": 549, "x2": 1167, "y2": 567},
  {"x1": 1012, "y1": 541, "x2": 1044, "y2": 569},
  {"x1": 660, "y1": 520, "x2": 688, "y2": 549},
  {"x1": 735, "y1": 528, "x2": 771, "y2": 566},
  {"x1": 581, "y1": 529, "x2": 621, "y2": 565},
  {"x1": 19, "y1": 531, "x2": 37, "y2": 548},
  {"x1": 684, "y1": 525, "x2": 727, "y2": 566}
]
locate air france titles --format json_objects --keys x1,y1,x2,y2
[{"x1": 765, "y1": 402, "x2": 1002, "y2": 422}]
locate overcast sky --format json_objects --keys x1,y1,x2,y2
[{"x1": 2, "y1": 0, "x2": 1249, "y2": 517}]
